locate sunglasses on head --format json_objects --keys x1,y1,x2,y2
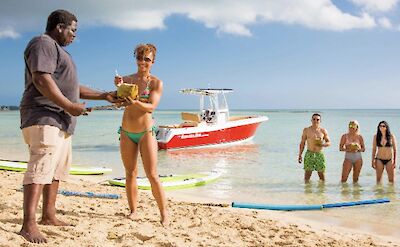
[
  {"x1": 349, "y1": 124, "x2": 357, "y2": 129},
  {"x1": 136, "y1": 56, "x2": 152, "y2": 62}
]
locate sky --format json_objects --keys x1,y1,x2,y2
[{"x1": 0, "y1": 0, "x2": 400, "y2": 109}]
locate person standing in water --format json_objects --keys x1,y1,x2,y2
[
  {"x1": 114, "y1": 44, "x2": 168, "y2": 225},
  {"x1": 298, "y1": 113, "x2": 331, "y2": 182},
  {"x1": 372, "y1": 121, "x2": 397, "y2": 183},
  {"x1": 339, "y1": 120, "x2": 365, "y2": 183}
]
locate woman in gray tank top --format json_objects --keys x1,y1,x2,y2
[{"x1": 339, "y1": 120, "x2": 365, "y2": 183}]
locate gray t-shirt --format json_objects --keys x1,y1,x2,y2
[{"x1": 20, "y1": 34, "x2": 79, "y2": 135}]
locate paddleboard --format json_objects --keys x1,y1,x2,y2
[
  {"x1": 0, "y1": 159, "x2": 112, "y2": 175},
  {"x1": 109, "y1": 171, "x2": 221, "y2": 190},
  {"x1": 231, "y1": 198, "x2": 390, "y2": 211}
]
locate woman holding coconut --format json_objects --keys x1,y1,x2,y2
[
  {"x1": 339, "y1": 120, "x2": 365, "y2": 183},
  {"x1": 114, "y1": 43, "x2": 168, "y2": 225}
]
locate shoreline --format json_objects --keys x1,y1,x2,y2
[
  {"x1": 166, "y1": 188, "x2": 400, "y2": 243},
  {"x1": 0, "y1": 171, "x2": 398, "y2": 246}
]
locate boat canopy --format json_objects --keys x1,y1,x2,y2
[
  {"x1": 179, "y1": 88, "x2": 233, "y2": 124},
  {"x1": 179, "y1": 88, "x2": 233, "y2": 96}
]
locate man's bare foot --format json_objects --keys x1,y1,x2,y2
[
  {"x1": 39, "y1": 217, "x2": 69, "y2": 226},
  {"x1": 19, "y1": 222, "x2": 47, "y2": 244}
]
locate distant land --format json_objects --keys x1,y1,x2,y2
[{"x1": 0, "y1": 105, "x2": 19, "y2": 111}]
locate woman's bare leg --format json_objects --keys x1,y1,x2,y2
[
  {"x1": 375, "y1": 161, "x2": 384, "y2": 183},
  {"x1": 386, "y1": 162, "x2": 395, "y2": 183},
  {"x1": 140, "y1": 132, "x2": 168, "y2": 225},
  {"x1": 341, "y1": 160, "x2": 353, "y2": 183},
  {"x1": 120, "y1": 132, "x2": 139, "y2": 218},
  {"x1": 352, "y1": 159, "x2": 363, "y2": 183}
]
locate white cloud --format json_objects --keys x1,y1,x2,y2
[
  {"x1": 0, "y1": 27, "x2": 20, "y2": 39},
  {"x1": 0, "y1": 0, "x2": 386, "y2": 39},
  {"x1": 378, "y1": 17, "x2": 393, "y2": 29},
  {"x1": 349, "y1": 0, "x2": 399, "y2": 12}
]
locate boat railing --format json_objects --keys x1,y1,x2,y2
[{"x1": 228, "y1": 116, "x2": 252, "y2": 121}]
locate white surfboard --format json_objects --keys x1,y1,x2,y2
[
  {"x1": 109, "y1": 171, "x2": 221, "y2": 190},
  {"x1": 0, "y1": 159, "x2": 112, "y2": 175}
]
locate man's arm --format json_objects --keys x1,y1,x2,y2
[
  {"x1": 322, "y1": 129, "x2": 331, "y2": 147},
  {"x1": 79, "y1": 85, "x2": 119, "y2": 103},
  {"x1": 298, "y1": 128, "x2": 307, "y2": 163},
  {"x1": 32, "y1": 72, "x2": 85, "y2": 116}
]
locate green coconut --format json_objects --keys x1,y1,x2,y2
[{"x1": 117, "y1": 83, "x2": 138, "y2": 99}]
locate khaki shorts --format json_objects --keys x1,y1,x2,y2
[{"x1": 22, "y1": 125, "x2": 72, "y2": 185}]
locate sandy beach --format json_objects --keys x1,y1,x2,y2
[{"x1": 0, "y1": 170, "x2": 398, "y2": 247}]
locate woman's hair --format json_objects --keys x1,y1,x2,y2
[
  {"x1": 134, "y1": 43, "x2": 157, "y2": 62},
  {"x1": 348, "y1": 120, "x2": 360, "y2": 134},
  {"x1": 376, "y1": 120, "x2": 392, "y2": 147},
  {"x1": 46, "y1": 9, "x2": 77, "y2": 32}
]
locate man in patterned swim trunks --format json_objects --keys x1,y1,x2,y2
[{"x1": 298, "y1": 113, "x2": 331, "y2": 182}]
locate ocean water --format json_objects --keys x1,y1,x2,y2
[{"x1": 1, "y1": 109, "x2": 399, "y2": 234}]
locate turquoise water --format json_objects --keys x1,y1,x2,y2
[{"x1": 1, "y1": 109, "x2": 399, "y2": 232}]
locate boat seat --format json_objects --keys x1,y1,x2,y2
[
  {"x1": 181, "y1": 112, "x2": 201, "y2": 123},
  {"x1": 158, "y1": 124, "x2": 181, "y2": 128},
  {"x1": 179, "y1": 121, "x2": 198, "y2": 128}
]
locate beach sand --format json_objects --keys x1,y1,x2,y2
[{"x1": 0, "y1": 170, "x2": 398, "y2": 247}]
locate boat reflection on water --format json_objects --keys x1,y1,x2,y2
[{"x1": 161, "y1": 143, "x2": 261, "y2": 161}]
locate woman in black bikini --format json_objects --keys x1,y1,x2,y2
[{"x1": 371, "y1": 121, "x2": 397, "y2": 183}]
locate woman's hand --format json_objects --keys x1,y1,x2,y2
[
  {"x1": 372, "y1": 160, "x2": 376, "y2": 169},
  {"x1": 346, "y1": 143, "x2": 360, "y2": 152},
  {"x1": 114, "y1": 76, "x2": 123, "y2": 87},
  {"x1": 115, "y1": 98, "x2": 133, "y2": 107}
]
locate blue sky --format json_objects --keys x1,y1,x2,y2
[{"x1": 1, "y1": 0, "x2": 400, "y2": 109}]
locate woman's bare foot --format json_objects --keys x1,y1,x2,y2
[
  {"x1": 127, "y1": 211, "x2": 138, "y2": 220},
  {"x1": 19, "y1": 222, "x2": 47, "y2": 244},
  {"x1": 161, "y1": 211, "x2": 169, "y2": 226},
  {"x1": 39, "y1": 217, "x2": 69, "y2": 226}
]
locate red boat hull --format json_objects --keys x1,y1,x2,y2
[{"x1": 158, "y1": 122, "x2": 261, "y2": 149}]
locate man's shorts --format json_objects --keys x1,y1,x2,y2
[
  {"x1": 304, "y1": 150, "x2": 326, "y2": 172},
  {"x1": 22, "y1": 125, "x2": 72, "y2": 185}
]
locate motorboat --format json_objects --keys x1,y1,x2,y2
[{"x1": 156, "y1": 88, "x2": 268, "y2": 150}]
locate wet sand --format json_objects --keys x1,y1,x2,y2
[{"x1": 0, "y1": 170, "x2": 398, "y2": 246}]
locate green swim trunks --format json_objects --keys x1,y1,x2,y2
[{"x1": 304, "y1": 150, "x2": 326, "y2": 172}]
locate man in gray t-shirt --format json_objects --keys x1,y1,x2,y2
[{"x1": 19, "y1": 9, "x2": 120, "y2": 244}]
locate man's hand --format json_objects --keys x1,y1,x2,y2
[
  {"x1": 298, "y1": 155, "x2": 302, "y2": 164},
  {"x1": 65, "y1": 102, "x2": 87, "y2": 116},
  {"x1": 104, "y1": 91, "x2": 124, "y2": 104}
]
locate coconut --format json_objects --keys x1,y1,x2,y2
[{"x1": 117, "y1": 83, "x2": 138, "y2": 99}]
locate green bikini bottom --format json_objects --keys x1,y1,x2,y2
[{"x1": 118, "y1": 126, "x2": 156, "y2": 144}]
